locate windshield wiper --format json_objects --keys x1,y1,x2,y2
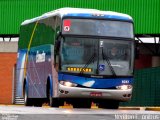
[
  {"x1": 102, "y1": 48, "x2": 117, "y2": 77},
  {"x1": 79, "y1": 48, "x2": 96, "y2": 75}
]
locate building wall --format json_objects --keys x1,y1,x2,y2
[
  {"x1": 0, "y1": 41, "x2": 18, "y2": 104},
  {"x1": 0, "y1": 53, "x2": 17, "y2": 104}
]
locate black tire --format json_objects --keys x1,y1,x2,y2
[
  {"x1": 50, "y1": 98, "x2": 63, "y2": 107},
  {"x1": 98, "y1": 100, "x2": 119, "y2": 109},
  {"x1": 33, "y1": 99, "x2": 43, "y2": 107},
  {"x1": 24, "y1": 84, "x2": 33, "y2": 106},
  {"x1": 48, "y1": 87, "x2": 63, "y2": 107},
  {"x1": 72, "y1": 99, "x2": 91, "y2": 108}
]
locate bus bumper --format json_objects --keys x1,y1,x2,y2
[{"x1": 58, "y1": 84, "x2": 132, "y2": 101}]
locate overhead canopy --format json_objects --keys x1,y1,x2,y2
[{"x1": 0, "y1": 0, "x2": 159, "y2": 36}]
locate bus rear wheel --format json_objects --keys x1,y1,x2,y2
[
  {"x1": 33, "y1": 99, "x2": 43, "y2": 107},
  {"x1": 24, "y1": 85, "x2": 33, "y2": 106},
  {"x1": 98, "y1": 100, "x2": 119, "y2": 109}
]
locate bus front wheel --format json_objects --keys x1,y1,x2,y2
[
  {"x1": 50, "y1": 98, "x2": 63, "y2": 107},
  {"x1": 98, "y1": 100, "x2": 119, "y2": 109},
  {"x1": 72, "y1": 99, "x2": 91, "y2": 108},
  {"x1": 48, "y1": 89, "x2": 63, "y2": 107}
]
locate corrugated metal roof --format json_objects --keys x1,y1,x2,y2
[{"x1": 0, "y1": 0, "x2": 159, "y2": 35}]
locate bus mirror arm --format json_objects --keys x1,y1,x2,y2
[{"x1": 56, "y1": 31, "x2": 63, "y2": 40}]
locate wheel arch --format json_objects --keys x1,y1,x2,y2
[
  {"x1": 23, "y1": 77, "x2": 28, "y2": 97},
  {"x1": 46, "y1": 75, "x2": 53, "y2": 98}
]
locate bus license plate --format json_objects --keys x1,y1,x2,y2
[{"x1": 90, "y1": 92, "x2": 102, "y2": 97}]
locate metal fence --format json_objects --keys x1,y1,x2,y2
[{"x1": 121, "y1": 67, "x2": 160, "y2": 106}]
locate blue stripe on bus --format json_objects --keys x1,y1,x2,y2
[
  {"x1": 64, "y1": 13, "x2": 132, "y2": 21},
  {"x1": 58, "y1": 73, "x2": 133, "y2": 89}
]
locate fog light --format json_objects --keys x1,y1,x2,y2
[
  {"x1": 116, "y1": 85, "x2": 132, "y2": 90},
  {"x1": 59, "y1": 89, "x2": 64, "y2": 93},
  {"x1": 60, "y1": 81, "x2": 77, "y2": 87},
  {"x1": 123, "y1": 94, "x2": 127, "y2": 97},
  {"x1": 128, "y1": 94, "x2": 132, "y2": 97}
]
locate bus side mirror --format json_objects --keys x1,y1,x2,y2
[
  {"x1": 55, "y1": 39, "x2": 61, "y2": 56},
  {"x1": 55, "y1": 31, "x2": 63, "y2": 51}
]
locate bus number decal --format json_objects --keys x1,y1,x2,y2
[
  {"x1": 122, "y1": 80, "x2": 129, "y2": 84},
  {"x1": 63, "y1": 19, "x2": 71, "y2": 32}
]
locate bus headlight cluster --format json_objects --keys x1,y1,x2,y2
[
  {"x1": 60, "y1": 81, "x2": 77, "y2": 87},
  {"x1": 116, "y1": 85, "x2": 132, "y2": 90}
]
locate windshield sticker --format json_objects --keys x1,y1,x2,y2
[
  {"x1": 64, "y1": 20, "x2": 71, "y2": 32},
  {"x1": 99, "y1": 64, "x2": 105, "y2": 71},
  {"x1": 100, "y1": 41, "x2": 103, "y2": 47}
]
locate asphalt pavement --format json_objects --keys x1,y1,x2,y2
[{"x1": 0, "y1": 106, "x2": 160, "y2": 120}]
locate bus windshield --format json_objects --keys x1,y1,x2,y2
[
  {"x1": 62, "y1": 19, "x2": 134, "y2": 38},
  {"x1": 60, "y1": 37, "x2": 134, "y2": 76}
]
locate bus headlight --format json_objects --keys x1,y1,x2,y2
[
  {"x1": 116, "y1": 85, "x2": 132, "y2": 90},
  {"x1": 60, "y1": 81, "x2": 77, "y2": 87}
]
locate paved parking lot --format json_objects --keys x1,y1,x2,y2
[{"x1": 0, "y1": 105, "x2": 160, "y2": 120}]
